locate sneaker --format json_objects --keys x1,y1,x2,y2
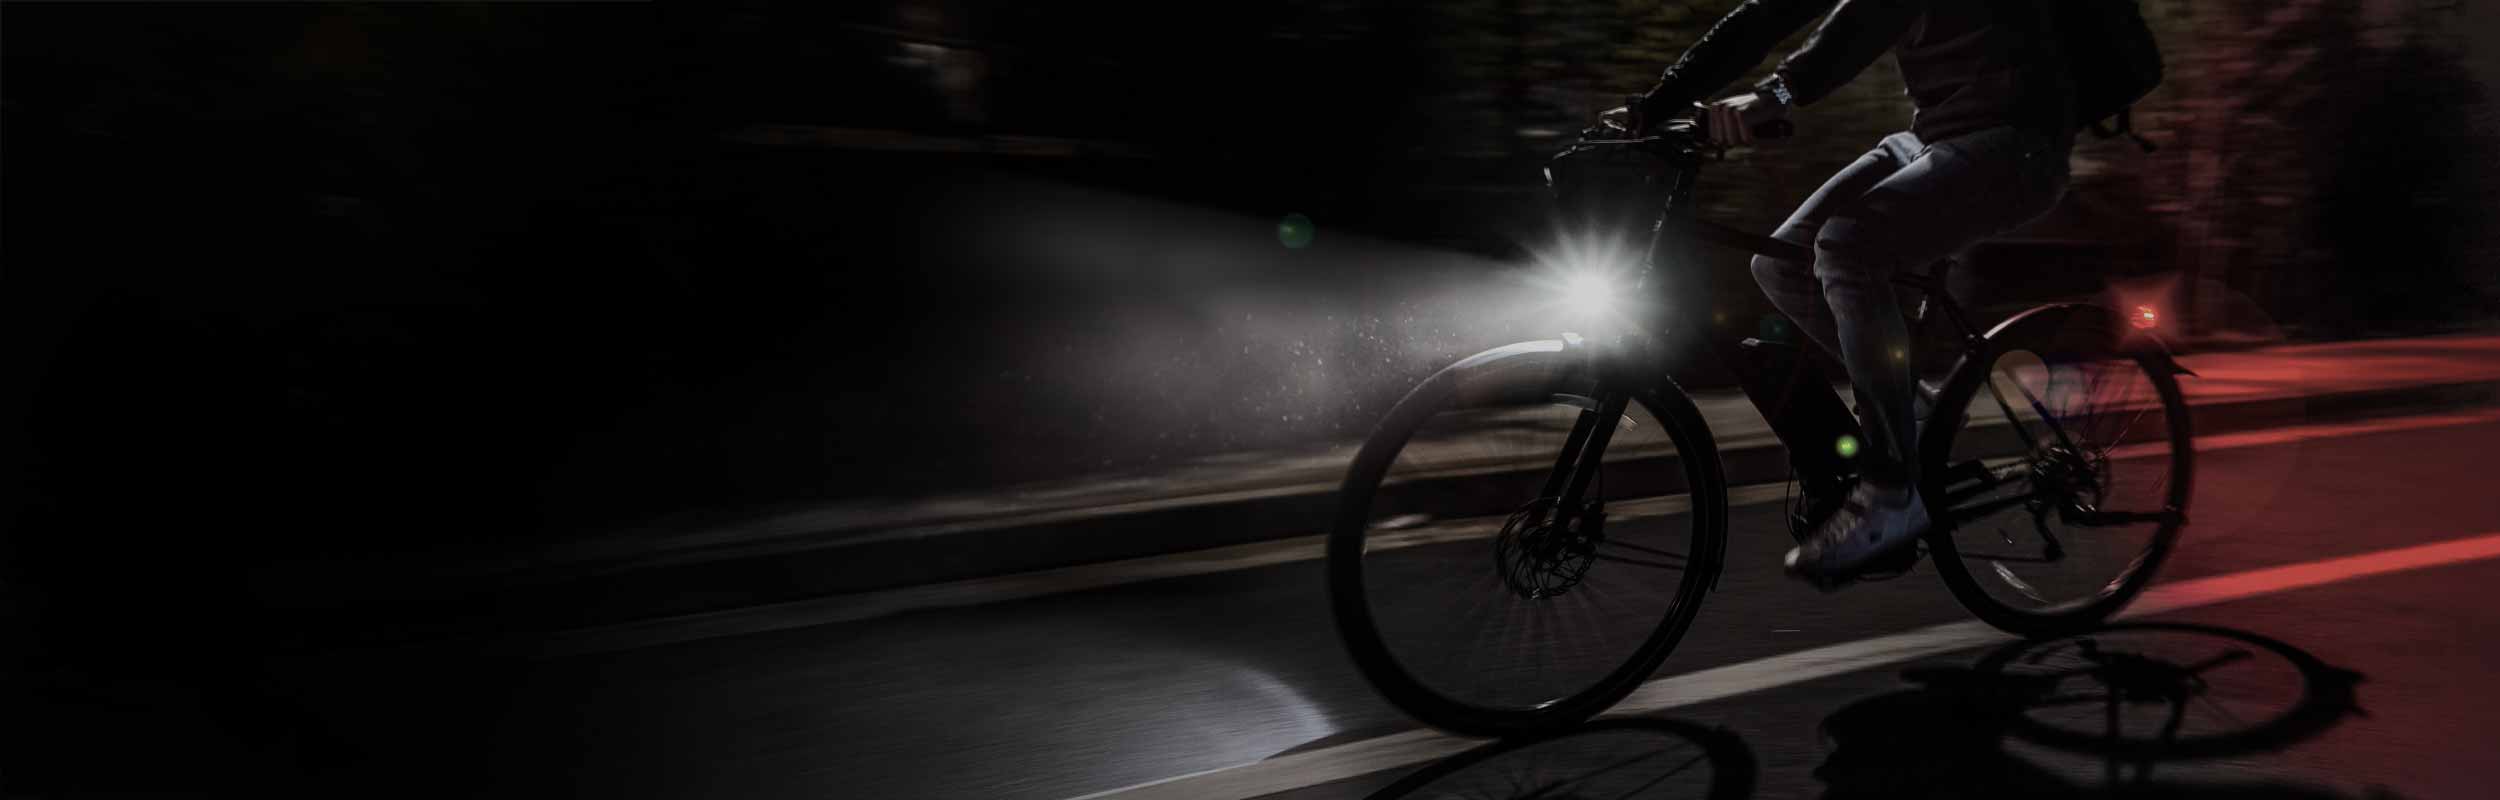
[
  {"x1": 1784, "y1": 481, "x2": 1930, "y2": 588},
  {"x1": 1787, "y1": 473, "x2": 1855, "y2": 544}
]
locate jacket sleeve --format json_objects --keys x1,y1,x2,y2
[
  {"x1": 1762, "y1": 0, "x2": 1922, "y2": 107},
  {"x1": 1641, "y1": 0, "x2": 1921, "y2": 116}
]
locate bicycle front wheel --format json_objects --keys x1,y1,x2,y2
[
  {"x1": 1921, "y1": 306, "x2": 2193, "y2": 638},
  {"x1": 1329, "y1": 342, "x2": 1727, "y2": 736}
]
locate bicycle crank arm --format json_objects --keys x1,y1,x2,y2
[
  {"x1": 1950, "y1": 493, "x2": 2187, "y2": 529},
  {"x1": 1944, "y1": 490, "x2": 2044, "y2": 525}
]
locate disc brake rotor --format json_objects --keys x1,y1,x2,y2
[{"x1": 1493, "y1": 499, "x2": 1598, "y2": 599}]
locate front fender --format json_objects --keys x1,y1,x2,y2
[{"x1": 1449, "y1": 338, "x2": 1568, "y2": 371}]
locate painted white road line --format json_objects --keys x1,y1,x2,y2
[
  {"x1": 531, "y1": 406, "x2": 2500, "y2": 658},
  {"x1": 1070, "y1": 530, "x2": 2500, "y2": 800}
]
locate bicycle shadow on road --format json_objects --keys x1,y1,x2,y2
[
  {"x1": 1813, "y1": 622, "x2": 2389, "y2": 800},
  {"x1": 1361, "y1": 716, "x2": 1756, "y2": 800}
]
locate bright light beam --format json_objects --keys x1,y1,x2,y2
[
  {"x1": 1563, "y1": 271, "x2": 1618, "y2": 318},
  {"x1": 1522, "y1": 228, "x2": 1644, "y2": 334}
]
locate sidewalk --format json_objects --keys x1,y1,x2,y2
[{"x1": 288, "y1": 333, "x2": 2500, "y2": 640}]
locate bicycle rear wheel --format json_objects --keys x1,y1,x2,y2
[
  {"x1": 1329, "y1": 342, "x2": 1727, "y2": 736},
  {"x1": 1921, "y1": 306, "x2": 2192, "y2": 638}
]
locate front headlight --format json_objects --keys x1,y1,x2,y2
[
  {"x1": 1529, "y1": 228, "x2": 1638, "y2": 330},
  {"x1": 1561, "y1": 270, "x2": 1619, "y2": 318}
]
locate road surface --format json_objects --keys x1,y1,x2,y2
[{"x1": 35, "y1": 409, "x2": 2500, "y2": 799}]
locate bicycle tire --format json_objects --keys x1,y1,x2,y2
[
  {"x1": 1329, "y1": 341, "x2": 1729, "y2": 736},
  {"x1": 1920, "y1": 304, "x2": 2193, "y2": 638}
]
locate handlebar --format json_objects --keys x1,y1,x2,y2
[
  {"x1": 1542, "y1": 104, "x2": 1809, "y2": 272},
  {"x1": 1570, "y1": 109, "x2": 1793, "y2": 159},
  {"x1": 1682, "y1": 97, "x2": 1794, "y2": 145}
]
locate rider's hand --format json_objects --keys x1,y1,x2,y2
[
  {"x1": 1705, "y1": 92, "x2": 1790, "y2": 146},
  {"x1": 1598, "y1": 104, "x2": 1644, "y2": 137}
]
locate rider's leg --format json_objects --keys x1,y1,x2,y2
[
  {"x1": 1754, "y1": 126, "x2": 2074, "y2": 579},
  {"x1": 1751, "y1": 133, "x2": 1927, "y2": 487},
  {"x1": 1751, "y1": 134, "x2": 1921, "y2": 366}
]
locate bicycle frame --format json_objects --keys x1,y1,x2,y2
[{"x1": 1537, "y1": 134, "x2": 1996, "y2": 533}]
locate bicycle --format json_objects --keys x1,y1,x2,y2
[{"x1": 1328, "y1": 113, "x2": 2195, "y2": 737}]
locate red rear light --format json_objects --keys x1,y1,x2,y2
[{"x1": 2133, "y1": 305, "x2": 2159, "y2": 330}]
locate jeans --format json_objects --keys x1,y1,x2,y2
[{"x1": 1750, "y1": 125, "x2": 2073, "y2": 489}]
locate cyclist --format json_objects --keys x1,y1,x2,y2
[{"x1": 1608, "y1": 0, "x2": 2075, "y2": 586}]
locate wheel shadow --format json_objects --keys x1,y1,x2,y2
[
  {"x1": 1814, "y1": 622, "x2": 2388, "y2": 799},
  {"x1": 1365, "y1": 716, "x2": 1756, "y2": 800}
]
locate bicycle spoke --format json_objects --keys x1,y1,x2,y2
[
  {"x1": 1573, "y1": 575, "x2": 1623, "y2": 617},
  {"x1": 1605, "y1": 749, "x2": 1711, "y2": 800},
  {"x1": 1545, "y1": 746, "x2": 1677, "y2": 795},
  {"x1": 1588, "y1": 553, "x2": 1686, "y2": 571},
  {"x1": 1528, "y1": 603, "x2": 1551, "y2": 700},
  {"x1": 1595, "y1": 539, "x2": 1687, "y2": 561},
  {"x1": 1436, "y1": 565, "x2": 1508, "y2": 680},
  {"x1": 1564, "y1": 588, "x2": 1619, "y2": 674},
  {"x1": 2082, "y1": 367, "x2": 2152, "y2": 457},
  {"x1": 2080, "y1": 358, "x2": 2116, "y2": 418},
  {"x1": 2058, "y1": 360, "x2": 2101, "y2": 436},
  {"x1": 1472, "y1": 594, "x2": 1524, "y2": 685}
]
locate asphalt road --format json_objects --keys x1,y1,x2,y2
[{"x1": 38, "y1": 409, "x2": 2500, "y2": 799}]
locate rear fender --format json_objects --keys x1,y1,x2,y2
[
  {"x1": 1976, "y1": 303, "x2": 2196, "y2": 377},
  {"x1": 1921, "y1": 302, "x2": 2193, "y2": 479}
]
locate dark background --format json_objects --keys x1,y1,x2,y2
[
  {"x1": 1, "y1": 2, "x2": 2495, "y2": 791},
  {"x1": 9, "y1": 1, "x2": 2494, "y2": 539}
]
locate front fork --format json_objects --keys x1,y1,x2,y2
[
  {"x1": 1531, "y1": 335, "x2": 1633, "y2": 539},
  {"x1": 1542, "y1": 391, "x2": 1627, "y2": 539}
]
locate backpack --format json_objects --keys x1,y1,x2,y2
[{"x1": 2057, "y1": 0, "x2": 2164, "y2": 151}]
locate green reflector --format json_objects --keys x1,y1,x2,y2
[{"x1": 1278, "y1": 213, "x2": 1315, "y2": 249}]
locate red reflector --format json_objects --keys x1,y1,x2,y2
[{"x1": 2133, "y1": 305, "x2": 2159, "y2": 330}]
